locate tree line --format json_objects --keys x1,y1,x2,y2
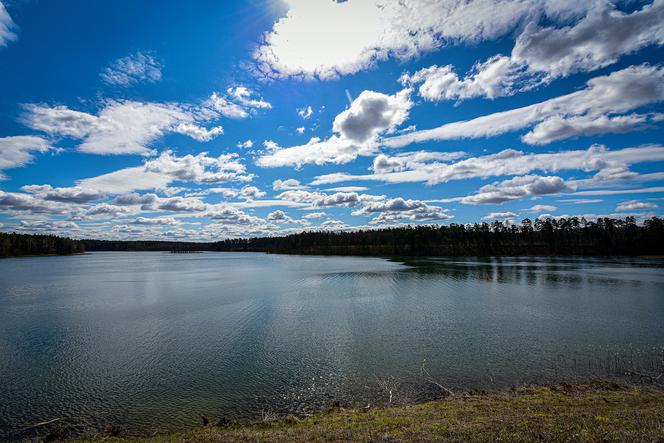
[
  {"x1": 3, "y1": 217, "x2": 663, "y2": 258},
  {"x1": 0, "y1": 232, "x2": 85, "y2": 257},
  {"x1": 80, "y1": 216, "x2": 664, "y2": 257}
]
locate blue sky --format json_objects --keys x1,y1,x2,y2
[{"x1": 1, "y1": 0, "x2": 663, "y2": 240}]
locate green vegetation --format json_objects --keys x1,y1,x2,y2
[
  {"x1": 83, "y1": 216, "x2": 664, "y2": 256},
  {"x1": 74, "y1": 382, "x2": 664, "y2": 442},
  {"x1": 0, "y1": 232, "x2": 85, "y2": 257}
]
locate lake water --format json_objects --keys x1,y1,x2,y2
[{"x1": 1, "y1": 252, "x2": 664, "y2": 437}]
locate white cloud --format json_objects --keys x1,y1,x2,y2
[
  {"x1": 278, "y1": 189, "x2": 383, "y2": 208},
  {"x1": 22, "y1": 101, "x2": 223, "y2": 155},
  {"x1": 460, "y1": 175, "x2": 574, "y2": 205},
  {"x1": 302, "y1": 211, "x2": 326, "y2": 219},
  {"x1": 296, "y1": 126, "x2": 305, "y2": 134},
  {"x1": 387, "y1": 65, "x2": 664, "y2": 148},
  {"x1": 312, "y1": 144, "x2": 664, "y2": 186},
  {"x1": 0, "y1": 1, "x2": 16, "y2": 47},
  {"x1": 257, "y1": 89, "x2": 412, "y2": 167},
  {"x1": 0, "y1": 136, "x2": 52, "y2": 179},
  {"x1": 297, "y1": 105, "x2": 313, "y2": 119},
  {"x1": 78, "y1": 150, "x2": 252, "y2": 194},
  {"x1": 101, "y1": 52, "x2": 162, "y2": 87},
  {"x1": 481, "y1": 211, "x2": 518, "y2": 221},
  {"x1": 253, "y1": 0, "x2": 588, "y2": 80},
  {"x1": 615, "y1": 200, "x2": 658, "y2": 212},
  {"x1": 403, "y1": 1, "x2": 664, "y2": 102},
  {"x1": 239, "y1": 185, "x2": 266, "y2": 199},
  {"x1": 326, "y1": 186, "x2": 369, "y2": 192},
  {"x1": 372, "y1": 151, "x2": 465, "y2": 174},
  {"x1": 272, "y1": 178, "x2": 304, "y2": 190},
  {"x1": 352, "y1": 197, "x2": 452, "y2": 224},
  {"x1": 207, "y1": 86, "x2": 271, "y2": 119},
  {"x1": 20, "y1": 184, "x2": 105, "y2": 204},
  {"x1": 267, "y1": 210, "x2": 296, "y2": 223},
  {"x1": 129, "y1": 216, "x2": 179, "y2": 225},
  {"x1": 529, "y1": 204, "x2": 557, "y2": 212},
  {"x1": 237, "y1": 139, "x2": 254, "y2": 149}
]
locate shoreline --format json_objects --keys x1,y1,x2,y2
[{"x1": 22, "y1": 381, "x2": 664, "y2": 442}]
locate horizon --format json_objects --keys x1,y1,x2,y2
[{"x1": 1, "y1": 0, "x2": 664, "y2": 241}]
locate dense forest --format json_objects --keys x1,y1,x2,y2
[
  {"x1": 0, "y1": 232, "x2": 85, "y2": 257},
  {"x1": 3, "y1": 217, "x2": 663, "y2": 258},
  {"x1": 82, "y1": 216, "x2": 664, "y2": 257}
]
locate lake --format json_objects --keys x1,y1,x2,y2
[{"x1": 1, "y1": 252, "x2": 663, "y2": 437}]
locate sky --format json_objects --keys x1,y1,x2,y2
[{"x1": 0, "y1": 0, "x2": 663, "y2": 241}]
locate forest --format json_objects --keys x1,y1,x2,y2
[
  {"x1": 82, "y1": 216, "x2": 664, "y2": 257},
  {"x1": 0, "y1": 232, "x2": 85, "y2": 257},
  {"x1": 3, "y1": 217, "x2": 663, "y2": 258}
]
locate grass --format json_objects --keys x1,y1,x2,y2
[{"x1": 73, "y1": 381, "x2": 664, "y2": 443}]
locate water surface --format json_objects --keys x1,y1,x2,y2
[{"x1": 1, "y1": 252, "x2": 663, "y2": 436}]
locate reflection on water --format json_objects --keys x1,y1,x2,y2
[{"x1": 1, "y1": 252, "x2": 663, "y2": 437}]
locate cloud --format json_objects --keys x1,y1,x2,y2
[
  {"x1": 481, "y1": 211, "x2": 518, "y2": 221},
  {"x1": 0, "y1": 190, "x2": 71, "y2": 215},
  {"x1": 20, "y1": 184, "x2": 105, "y2": 204},
  {"x1": 237, "y1": 139, "x2": 254, "y2": 149},
  {"x1": 207, "y1": 86, "x2": 271, "y2": 119},
  {"x1": 0, "y1": 1, "x2": 16, "y2": 47},
  {"x1": 372, "y1": 151, "x2": 465, "y2": 174},
  {"x1": 297, "y1": 105, "x2": 313, "y2": 119},
  {"x1": 238, "y1": 185, "x2": 266, "y2": 199},
  {"x1": 302, "y1": 211, "x2": 326, "y2": 219},
  {"x1": 22, "y1": 100, "x2": 224, "y2": 155},
  {"x1": 529, "y1": 204, "x2": 557, "y2": 212},
  {"x1": 296, "y1": 126, "x2": 305, "y2": 135},
  {"x1": 0, "y1": 136, "x2": 52, "y2": 179},
  {"x1": 352, "y1": 197, "x2": 452, "y2": 224},
  {"x1": 313, "y1": 144, "x2": 664, "y2": 186},
  {"x1": 267, "y1": 210, "x2": 296, "y2": 223},
  {"x1": 615, "y1": 200, "x2": 658, "y2": 212},
  {"x1": 272, "y1": 178, "x2": 304, "y2": 190},
  {"x1": 129, "y1": 216, "x2": 178, "y2": 225},
  {"x1": 278, "y1": 189, "x2": 383, "y2": 208},
  {"x1": 403, "y1": 1, "x2": 664, "y2": 101},
  {"x1": 326, "y1": 186, "x2": 368, "y2": 192},
  {"x1": 459, "y1": 175, "x2": 574, "y2": 205},
  {"x1": 253, "y1": 0, "x2": 589, "y2": 80},
  {"x1": 386, "y1": 65, "x2": 664, "y2": 147},
  {"x1": 144, "y1": 150, "x2": 252, "y2": 184},
  {"x1": 78, "y1": 150, "x2": 252, "y2": 194},
  {"x1": 101, "y1": 52, "x2": 162, "y2": 87},
  {"x1": 257, "y1": 89, "x2": 411, "y2": 167}
]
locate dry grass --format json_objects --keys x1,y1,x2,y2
[{"x1": 75, "y1": 382, "x2": 664, "y2": 443}]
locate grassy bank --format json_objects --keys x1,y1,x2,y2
[{"x1": 74, "y1": 382, "x2": 664, "y2": 443}]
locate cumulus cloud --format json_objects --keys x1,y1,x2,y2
[
  {"x1": 302, "y1": 211, "x2": 326, "y2": 219},
  {"x1": 237, "y1": 139, "x2": 254, "y2": 149},
  {"x1": 101, "y1": 52, "x2": 162, "y2": 87},
  {"x1": 372, "y1": 150, "x2": 465, "y2": 174},
  {"x1": 352, "y1": 197, "x2": 452, "y2": 224},
  {"x1": 257, "y1": 89, "x2": 412, "y2": 167},
  {"x1": 313, "y1": 145, "x2": 664, "y2": 186},
  {"x1": 207, "y1": 86, "x2": 271, "y2": 119},
  {"x1": 297, "y1": 105, "x2": 313, "y2": 119},
  {"x1": 272, "y1": 178, "x2": 304, "y2": 190},
  {"x1": 615, "y1": 200, "x2": 658, "y2": 212},
  {"x1": 267, "y1": 210, "x2": 296, "y2": 223},
  {"x1": 278, "y1": 189, "x2": 383, "y2": 208},
  {"x1": 529, "y1": 204, "x2": 557, "y2": 212},
  {"x1": 481, "y1": 211, "x2": 518, "y2": 221},
  {"x1": 403, "y1": 1, "x2": 664, "y2": 102},
  {"x1": 253, "y1": 0, "x2": 589, "y2": 80},
  {"x1": 0, "y1": 136, "x2": 53, "y2": 179},
  {"x1": 129, "y1": 216, "x2": 178, "y2": 225},
  {"x1": 20, "y1": 184, "x2": 105, "y2": 204},
  {"x1": 0, "y1": 1, "x2": 16, "y2": 47},
  {"x1": 460, "y1": 175, "x2": 574, "y2": 205},
  {"x1": 387, "y1": 65, "x2": 664, "y2": 147},
  {"x1": 238, "y1": 185, "x2": 266, "y2": 199},
  {"x1": 22, "y1": 101, "x2": 224, "y2": 155},
  {"x1": 78, "y1": 151, "x2": 252, "y2": 194}
]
